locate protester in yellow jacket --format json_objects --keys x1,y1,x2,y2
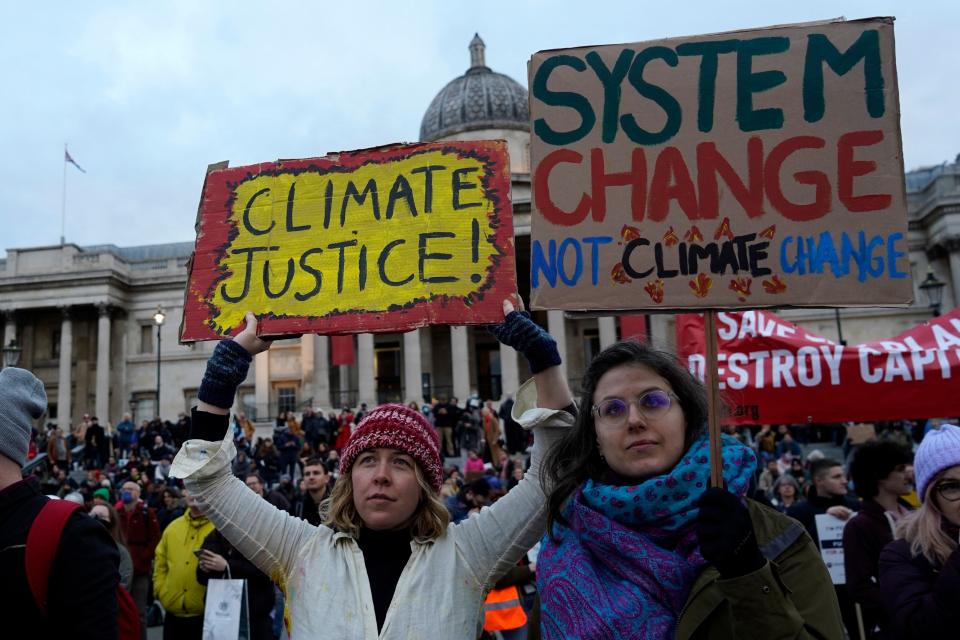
[{"x1": 153, "y1": 491, "x2": 215, "y2": 637}]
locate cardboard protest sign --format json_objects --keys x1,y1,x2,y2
[
  {"x1": 528, "y1": 17, "x2": 911, "y2": 311},
  {"x1": 180, "y1": 141, "x2": 515, "y2": 341},
  {"x1": 676, "y1": 308, "x2": 960, "y2": 424}
]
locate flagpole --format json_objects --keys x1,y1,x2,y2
[{"x1": 61, "y1": 143, "x2": 68, "y2": 245}]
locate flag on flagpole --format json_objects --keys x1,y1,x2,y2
[{"x1": 65, "y1": 149, "x2": 86, "y2": 173}]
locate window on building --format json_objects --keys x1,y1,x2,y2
[
  {"x1": 277, "y1": 386, "x2": 297, "y2": 416},
  {"x1": 52, "y1": 330, "x2": 60, "y2": 359},
  {"x1": 140, "y1": 325, "x2": 154, "y2": 354},
  {"x1": 132, "y1": 393, "x2": 157, "y2": 422}
]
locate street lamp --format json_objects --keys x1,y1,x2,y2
[
  {"x1": 154, "y1": 306, "x2": 166, "y2": 419},
  {"x1": 918, "y1": 269, "x2": 947, "y2": 317},
  {"x1": 2, "y1": 339, "x2": 22, "y2": 368}
]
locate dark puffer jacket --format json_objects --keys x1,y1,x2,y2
[
  {"x1": 198, "y1": 529, "x2": 276, "y2": 640},
  {"x1": 879, "y1": 537, "x2": 960, "y2": 639}
]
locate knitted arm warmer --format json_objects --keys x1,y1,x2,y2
[
  {"x1": 197, "y1": 340, "x2": 253, "y2": 409},
  {"x1": 487, "y1": 310, "x2": 561, "y2": 374}
]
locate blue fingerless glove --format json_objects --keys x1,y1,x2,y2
[
  {"x1": 197, "y1": 340, "x2": 253, "y2": 409},
  {"x1": 488, "y1": 310, "x2": 561, "y2": 374}
]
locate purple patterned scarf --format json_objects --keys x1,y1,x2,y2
[{"x1": 538, "y1": 434, "x2": 757, "y2": 639}]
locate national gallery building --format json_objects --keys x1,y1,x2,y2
[{"x1": 2, "y1": 36, "x2": 958, "y2": 428}]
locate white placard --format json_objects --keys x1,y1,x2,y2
[{"x1": 815, "y1": 513, "x2": 848, "y2": 585}]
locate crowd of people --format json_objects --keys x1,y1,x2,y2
[{"x1": 2, "y1": 301, "x2": 959, "y2": 639}]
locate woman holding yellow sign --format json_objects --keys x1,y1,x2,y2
[{"x1": 170, "y1": 299, "x2": 572, "y2": 639}]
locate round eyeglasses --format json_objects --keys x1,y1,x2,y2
[
  {"x1": 592, "y1": 389, "x2": 678, "y2": 428},
  {"x1": 935, "y1": 480, "x2": 960, "y2": 502}
]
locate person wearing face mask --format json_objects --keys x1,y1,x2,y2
[
  {"x1": 116, "y1": 480, "x2": 160, "y2": 632},
  {"x1": 879, "y1": 424, "x2": 960, "y2": 639},
  {"x1": 535, "y1": 340, "x2": 842, "y2": 639},
  {"x1": 843, "y1": 441, "x2": 913, "y2": 639},
  {"x1": 170, "y1": 301, "x2": 571, "y2": 639}
]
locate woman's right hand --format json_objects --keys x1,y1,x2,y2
[{"x1": 233, "y1": 311, "x2": 272, "y2": 356}]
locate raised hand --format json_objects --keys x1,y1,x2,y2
[{"x1": 487, "y1": 296, "x2": 561, "y2": 374}]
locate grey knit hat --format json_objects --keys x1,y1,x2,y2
[{"x1": 0, "y1": 367, "x2": 47, "y2": 468}]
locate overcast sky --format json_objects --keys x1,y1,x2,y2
[{"x1": 1, "y1": 1, "x2": 956, "y2": 258}]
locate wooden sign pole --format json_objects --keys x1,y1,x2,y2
[{"x1": 704, "y1": 310, "x2": 724, "y2": 487}]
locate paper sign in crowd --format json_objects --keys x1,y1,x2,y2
[
  {"x1": 181, "y1": 142, "x2": 516, "y2": 341},
  {"x1": 528, "y1": 17, "x2": 912, "y2": 311}
]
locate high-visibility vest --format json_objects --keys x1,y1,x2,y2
[{"x1": 483, "y1": 585, "x2": 528, "y2": 631}]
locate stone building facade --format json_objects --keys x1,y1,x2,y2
[{"x1": 1, "y1": 37, "x2": 957, "y2": 428}]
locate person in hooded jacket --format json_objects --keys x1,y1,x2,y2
[
  {"x1": 879, "y1": 424, "x2": 960, "y2": 639},
  {"x1": 153, "y1": 490, "x2": 215, "y2": 639}
]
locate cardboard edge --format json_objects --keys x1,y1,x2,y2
[
  {"x1": 528, "y1": 16, "x2": 894, "y2": 58},
  {"x1": 180, "y1": 160, "x2": 229, "y2": 345}
]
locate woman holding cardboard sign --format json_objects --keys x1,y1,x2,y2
[
  {"x1": 169, "y1": 299, "x2": 573, "y2": 639},
  {"x1": 534, "y1": 339, "x2": 844, "y2": 639}
]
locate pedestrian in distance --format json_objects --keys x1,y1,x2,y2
[
  {"x1": 879, "y1": 424, "x2": 960, "y2": 639},
  {"x1": 535, "y1": 340, "x2": 843, "y2": 639},
  {"x1": 170, "y1": 299, "x2": 570, "y2": 638}
]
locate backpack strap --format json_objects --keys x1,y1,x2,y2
[{"x1": 25, "y1": 499, "x2": 83, "y2": 615}]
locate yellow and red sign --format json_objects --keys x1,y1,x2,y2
[{"x1": 181, "y1": 141, "x2": 515, "y2": 341}]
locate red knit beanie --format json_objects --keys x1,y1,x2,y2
[{"x1": 339, "y1": 404, "x2": 443, "y2": 493}]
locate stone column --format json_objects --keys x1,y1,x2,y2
[
  {"x1": 948, "y1": 248, "x2": 960, "y2": 311},
  {"x1": 57, "y1": 307, "x2": 73, "y2": 428},
  {"x1": 300, "y1": 334, "x2": 315, "y2": 405},
  {"x1": 254, "y1": 351, "x2": 270, "y2": 421},
  {"x1": 358, "y1": 334, "x2": 376, "y2": 406},
  {"x1": 450, "y1": 326, "x2": 470, "y2": 402},
  {"x1": 95, "y1": 304, "x2": 112, "y2": 422},
  {"x1": 313, "y1": 335, "x2": 331, "y2": 410},
  {"x1": 547, "y1": 310, "x2": 568, "y2": 380},
  {"x1": 403, "y1": 329, "x2": 423, "y2": 404},
  {"x1": 499, "y1": 343, "x2": 519, "y2": 400},
  {"x1": 2, "y1": 310, "x2": 15, "y2": 349},
  {"x1": 598, "y1": 316, "x2": 617, "y2": 349}
]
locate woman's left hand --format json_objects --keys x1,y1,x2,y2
[{"x1": 696, "y1": 488, "x2": 765, "y2": 579}]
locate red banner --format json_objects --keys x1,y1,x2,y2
[
  {"x1": 330, "y1": 335, "x2": 355, "y2": 366},
  {"x1": 619, "y1": 315, "x2": 648, "y2": 343},
  {"x1": 675, "y1": 309, "x2": 960, "y2": 425}
]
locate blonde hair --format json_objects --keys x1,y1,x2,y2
[
  {"x1": 320, "y1": 463, "x2": 450, "y2": 543},
  {"x1": 895, "y1": 470, "x2": 958, "y2": 566}
]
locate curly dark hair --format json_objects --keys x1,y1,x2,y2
[
  {"x1": 541, "y1": 340, "x2": 707, "y2": 539},
  {"x1": 849, "y1": 440, "x2": 912, "y2": 499}
]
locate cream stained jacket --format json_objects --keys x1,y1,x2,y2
[{"x1": 171, "y1": 379, "x2": 571, "y2": 639}]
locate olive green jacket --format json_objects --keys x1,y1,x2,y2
[{"x1": 676, "y1": 501, "x2": 844, "y2": 640}]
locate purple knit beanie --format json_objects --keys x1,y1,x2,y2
[
  {"x1": 914, "y1": 424, "x2": 960, "y2": 500},
  {"x1": 339, "y1": 404, "x2": 443, "y2": 493}
]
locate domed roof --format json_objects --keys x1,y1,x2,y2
[{"x1": 420, "y1": 34, "x2": 529, "y2": 142}]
